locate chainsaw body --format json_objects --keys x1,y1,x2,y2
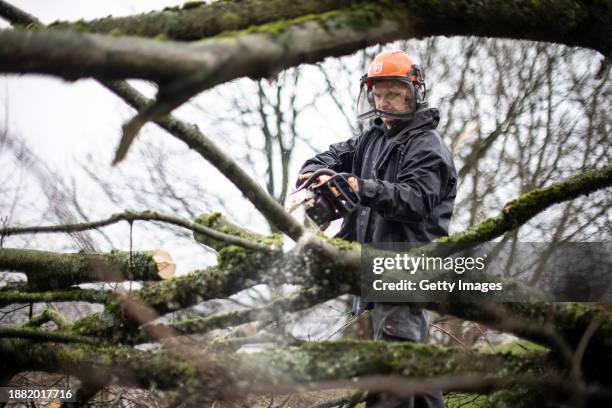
[{"x1": 286, "y1": 169, "x2": 360, "y2": 229}]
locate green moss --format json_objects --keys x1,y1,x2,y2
[
  {"x1": 340, "y1": 1, "x2": 393, "y2": 31},
  {"x1": 25, "y1": 22, "x2": 44, "y2": 30},
  {"x1": 101, "y1": 249, "x2": 157, "y2": 280},
  {"x1": 482, "y1": 340, "x2": 549, "y2": 355},
  {"x1": 217, "y1": 245, "x2": 249, "y2": 269},
  {"x1": 483, "y1": 387, "x2": 544, "y2": 407},
  {"x1": 203, "y1": 211, "x2": 222, "y2": 225},
  {"x1": 317, "y1": 233, "x2": 360, "y2": 251},
  {"x1": 445, "y1": 394, "x2": 487, "y2": 408},
  {"x1": 108, "y1": 27, "x2": 125, "y2": 37},
  {"x1": 194, "y1": 211, "x2": 280, "y2": 249},
  {"x1": 182, "y1": 1, "x2": 204, "y2": 10},
  {"x1": 220, "y1": 12, "x2": 242, "y2": 30},
  {"x1": 215, "y1": 9, "x2": 343, "y2": 38},
  {"x1": 71, "y1": 18, "x2": 92, "y2": 33},
  {"x1": 261, "y1": 233, "x2": 283, "y2": 246},
  {"x1": 246, "y1": 339, "x2": 544, "y2": 386}
]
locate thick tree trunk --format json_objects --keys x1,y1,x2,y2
[
  {"x1": 49, "y1": 0, "x2": 357, "y2": 41},
  {"x1": 2, "y1": 1, "x2": 610, "y2": 84},
  {"x1": 50, "y1": 0, "x2": 612, "y2": 57}
]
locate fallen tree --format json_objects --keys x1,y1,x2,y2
[{"x1": 0, "y1": 1, "x2": 610, "y2": 407}]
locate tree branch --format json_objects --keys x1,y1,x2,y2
[
  {"x1": 0, "y1": 210, "x2": 272, "y2": 252},
  {"x1": 0, "y1": 327, "x2": 97, "y2": 345},
  {"x1": 0, "y1": 288, "x2": 111, "y2": 307},
  {"x1": 163, "y1": 286, "x2": 331, "y2": 337},
  {"x1": 66, "y1": 166, "x2": 611, "y2": 351},
  {"x1": 0, "y1": 337, "x2": 551, "y2": 398},
  {"x1": 1, "y1": 1, "x2": 609, "y2": 83},
  {"x1": 192, "y1": 211, "x2": 279, "y2": 251},
  {"x1": 0, "y1": 248, "x2": 171, "y2": 290},
  {"x1": 48, "y1": 0, "x2": 357, "y2": 41},
  {"x1": 0, "y1": 0, "x2": 39, "y2": 26},
  {"x1": 24, "y1": 306, "x2": 70, "y2": 329},
  {"x1": 433, "y1": 165, "x2": 612, "y2": 249},
  {"x1": 102, "y1": 80, "x2": 305, "y2": 240}
]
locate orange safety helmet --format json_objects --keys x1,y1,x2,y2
[{"x1": 356, "y1": 50, "x2": 427, "y2": 122}]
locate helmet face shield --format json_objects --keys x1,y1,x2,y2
[{"x1": 356, "y1": 78, "x2": 418, "y2": 122}]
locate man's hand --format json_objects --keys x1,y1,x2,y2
[
  {"x1": 296, "y1": 172, "x2": 330, "y2": 187},
  {"x1": 297, "y1": 172, "x2": 359, "y2": 196},
  {"x1": 296, "y1": 172, "x2": 314, "y2": 186},
  {"x1": 346, "y1": 176, "x2": 359, "y2": 193}
]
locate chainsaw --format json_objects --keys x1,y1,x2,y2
[{"x1": 285, "y1": 169, "x2": 360, "y2": 229}]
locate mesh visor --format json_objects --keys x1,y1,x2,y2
[{"x1": 356, "y1": 79, "x2": 417, "y2": 122}]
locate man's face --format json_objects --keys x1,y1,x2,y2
[{"x1": 372, "y1": 81, "x2": 413, "y2": 128}]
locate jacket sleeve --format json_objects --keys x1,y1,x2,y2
[
  {"x1": 358, "y1": 132, "x2": 456, "y2": 222},
  {"x1": 298, "y1": 134, "x2": 360, "y2": 178}
]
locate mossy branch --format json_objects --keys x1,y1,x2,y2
[
  {"x1": 193, "y1": 211, "x2": 280, "y2": 251},
  {"x1": 0, "y1": 0, "x2": 39, "y2": 26},
  {"x1": 137, "y1": 242, "x2": 289, "y2": 317},
  {"x1": 0, "y1": 288, "x2": 111, "y2": 307},
  {"x1": 162, "y1": 286, "x2": 331, "y2": 337},
  {"x1": 66, "y1": 234, "x2": 357, "y2": 344},
  {"x1": 0, "y1": 338, "x2": 207, "y2": 391},
  {"x1": 0, "y1": 327, "x2": 98, "y2": 345},
  {"x1": 434, "y1": 165, "x2": 612, "y2": 248},
  {"x1": 426, "y1": 302, "x2": 612, "y2": 383},
  {"x1": 48, "y1": 0, "x2": 357, "y2": 41},
  {"x1": 69, "y1": 249, "x2": 295, "y2": 343},
  {"x1": 0, "y1": 210, "x2": 272, "y2": 252},
  {"x1": 1, "y1": 0, "x2": 609, "y2": 84},
  {"x1": 0, "y1": 248, "x2": 168, "y2": 290},
  {"x1": 65, "y1": 166, "x2": 612, "y2": 351},
  {"x1": 42, "y1": 0, "x2": 612, "y2": 58},
  {"x1": 102, "y1": 79, "x2": 304, "y2": 240},
  {"x1": 0, "y1": 337, "x2": 552, "y2": 397},
  {"x1": 24, "y1": 306, "x2": 70, "y2": 329}
]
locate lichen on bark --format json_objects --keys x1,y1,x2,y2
[
  {"x1": 0, "y1": 248, "x2": 162, "y2": 290},
  {"x1": 48, "y1": 0, "x2": 361, "y2": 41}
]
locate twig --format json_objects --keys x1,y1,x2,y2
[
  {"x1": 571, "y1": 315, "x2": 606, "y2": 381},
  {"x1": 0, "y1": 210, "x2": 272, "y2": 252},
  {"x1": 323, "y1": 311, "x2": 367, "y2": 340},
  {"x1": 103, "y1": 80, "x2": 305, "y2": 241},
  {"x1": 430, "y1": 323, "x2": 467, "y2": 349}
]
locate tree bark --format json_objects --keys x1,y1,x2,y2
[
  {"x1": 2, "y1": 1, "x2": 609, "y2": 84},
  {"x1": 48, "y1": 0, "x2": 612, "y2": 57},
  {"x1": 0, "y1": 248, "x2": 171, "y2": 290},
  {"x1": 0, "y1": 337, "x2": 552, "y2": 398},
  {"x1": 49, "y1": 0, "x2": 357, "y2": 41}
]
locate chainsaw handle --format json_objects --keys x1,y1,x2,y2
[
  {"x1": 328, "y1": 173, "x2": 360, "y2": 210},
  {"x1": 295, "y1": 168, "x2": 338, "y2": 191}
]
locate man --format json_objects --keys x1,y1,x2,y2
[{"x1": 296, "y1": 50, "x2": 457, "y2": 408}]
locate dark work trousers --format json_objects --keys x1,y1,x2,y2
[{"x1": 364, "y1": 332, "x2": 446, "y2": 408}]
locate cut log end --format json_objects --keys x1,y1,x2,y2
[{"x1": 151, "y1": 250, "x2": 175, "y2": 280}]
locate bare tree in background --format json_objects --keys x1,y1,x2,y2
[{"x1": 0, "y1": 1, "x2": 611, "y2": 407}]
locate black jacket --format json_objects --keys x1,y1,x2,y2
[
  {"x1": 298, "y1": 107, "x2": 457, "y2": 344},
  {"x1": 299, "y1": 107, "x2": 457, "y2": 245}
]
